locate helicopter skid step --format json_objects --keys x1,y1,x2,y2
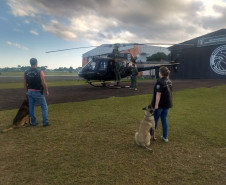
[
  {"x1": 107, "y1": 84, "x2": 130, "y2": 89},
  {"x1": 108, "y1": 84, "x2": 121, "y2": 89},
  {"x1": 88, "y1": 81, "x2": 130, "y2": 89},
  {"x1": 87, "y1": 81, "x2": 108, "y2": 87}
]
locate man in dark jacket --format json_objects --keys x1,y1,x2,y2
[
  {"x1": 114, "y1": 59, "x2": 121, "y2": 86},
  {"x1": 24, "y1": 58, "x2": 49, "y2": 127},
  {"x1": 129, "y1": 63, "x2": 138, "y2": 90}
]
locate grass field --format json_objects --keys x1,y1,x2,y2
[
  {"x1": 0, "y1": 80, "x2": 87, "y2": 89},
  {"x1": 0, "y1": 86, "x2": 226, "y2": 185},
  {"x1": 0, "y1": 79, "x2": 153, "y2": 89},
  {"x1": 0, "y1": 71, "x2": 78, "y2": 76}
]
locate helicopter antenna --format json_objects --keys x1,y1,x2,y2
[{"x1": 45, "y1": 46, "x2": 97, "y2": 53}]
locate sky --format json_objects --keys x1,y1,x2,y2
[{"x1": 0, "y1": 0, "x2": 226, "y2": 69}]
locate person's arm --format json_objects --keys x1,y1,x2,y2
[
  {"x1": 24, "y1": 73, "x2": 28, "y2": 94},
  {"x1": 135, "y1": 67, "x2": 138, "y2": 75},
  {"x1": 40, "y1": 71, "x2": 49, "y2": 96},
  {"x1": 155, "y1": 92, "x2": 161, "y2": 109}
]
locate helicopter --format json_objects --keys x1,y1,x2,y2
[{"x1": 46, "y1": 43, "x2": 180, "y2": 88}]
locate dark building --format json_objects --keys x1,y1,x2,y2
[{"x1": 169, "y1": 29, "x2": 226, "y2": 79}]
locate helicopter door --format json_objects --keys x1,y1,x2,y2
[
  {"x1": 118, "y1": 60, "x2": 126, "y2": 77},
  {"x1": 97, "y1": 60, "x2": 108, "y2": 76}
]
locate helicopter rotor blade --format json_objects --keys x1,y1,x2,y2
[
  {"x1": 45, "y1": 43, "x2": 194, "y2": 53},
  {"x1": 45, "y1": 46, "x2": 97, "y2": 53}
]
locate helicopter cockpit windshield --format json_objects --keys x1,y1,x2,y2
[
  {"x1": 83, "y1": 59, "x2": 98, "y2": 72},
  {"x1": 78, "y1": 58, "x2": 112, "y2": 80},
  {"x1": 82, "y1": 58, "x2": 111, "y2": 72}
]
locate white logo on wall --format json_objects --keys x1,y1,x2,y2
[{"x1": 210, "y1": 45, "x2": 226, "y2": 75}]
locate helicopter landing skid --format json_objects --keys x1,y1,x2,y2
[
  {"x1": 107, "y1": 84, "x2": 130, "y2": 89},
  {"x1": 88, "y1": 81, "x2": 109, "y2": 87},
  {"x1": 107, "y1": 84, "x2": 121, "y2": 89},
  {"x1": 88, "y1": 81, "x2": 129, "y2": 89}
]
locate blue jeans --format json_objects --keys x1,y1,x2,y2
[
  {"x1": 150, "y1": 109, "x2": 169, "y2": 139},
  {"x1": 28, "y1": 91, "x2": 48, "y2": 126}
]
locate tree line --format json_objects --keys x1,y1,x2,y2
[
  {"x1": 0, "y1": 66, "x2": 82, "y2": 73},
  {"x1": 147, "y1": 52, "x2": 170, "y2": 61}
]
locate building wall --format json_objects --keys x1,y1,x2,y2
[
  {"x1": 169, "y1": 29, "x2": 226, "y2": 79},
  {"x1": 170, "y1": 44, "x2": 226, "y2": 79},
  {"x1": 82, "y1": 57, "x2": 89, "y2": 67},
  {"x1": 122, "y1": 45, "x2": 140, "y2": 58}
]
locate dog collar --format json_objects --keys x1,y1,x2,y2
[{"x1": 144, "y1": 113, "x2": 153, "y2": 117}]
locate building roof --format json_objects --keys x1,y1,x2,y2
[
  {"x1": 169, "y1": 29, "x2": 226, "y2": 51},
  {"x1": 82, "y1": 43, "x2": 136, "y2": 57}
]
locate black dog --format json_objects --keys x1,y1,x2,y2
[{"x1": 2, "y1": 99, "x2": 31, "y2": 133}]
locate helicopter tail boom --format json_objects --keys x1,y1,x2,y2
[{"x1": 136, "y1": 62, "x2": 179, "y2": 72}]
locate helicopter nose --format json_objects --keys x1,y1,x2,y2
[
  {"x1": 78, "y1": 68, "x2": 88, "y2": 80},
  {"x1": 78, "y1": 69, "x2": 84, "y2": 77}
]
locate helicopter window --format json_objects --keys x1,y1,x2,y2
[
  {"x1": 91, "y1": 62, "x2": 96, "y2": 70},
  {"x1": 99, "y1": 60, "x2": 108, "y2": 70},
  {"x1": 120, "y1": 61, "x2": 127, "y2": 67},
  {"x1": 83, "y1": 59, "x2": 97, "y2": 71}
]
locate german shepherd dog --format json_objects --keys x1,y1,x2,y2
[
  {"x1": 2, "y1": 98, "x2": 31, "y2": 133},
  {"x1": 135, "y1": 106, "x2": 156, "y2": 152}
]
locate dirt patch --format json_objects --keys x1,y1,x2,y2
[{"x1": 0, "y1": 79, "x2": 226, "y2": 111}]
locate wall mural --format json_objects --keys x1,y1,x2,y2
[{"x1": 210, "y1": 45, "x2": 226, "y2": 75}]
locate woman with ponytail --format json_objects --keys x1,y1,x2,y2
[{"x1": 150, "y1": 66, "x2": 173, "y2": 142}]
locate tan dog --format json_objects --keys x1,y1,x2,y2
[
  {"x1": 2, "y1": 99, "x2": 31, "y2": 133},
  {"x1": 135, "y1": 106, "x2": 156, "y2": 152}
]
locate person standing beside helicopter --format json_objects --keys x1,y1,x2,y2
[
  {"x1": 130, "y1": 63, "x2": 138, "y2": 90},
  {"x1": 24, "y1": 58, "x2": 50, "y2": 127},
  {"x1": 150, "y1": 66, "x2": 173, "y2": 142},
  {"x1": 114, "y1": 59, "x2": 121, "y2": 86}
]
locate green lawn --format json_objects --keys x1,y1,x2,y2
[
  {"x1": 0, "y1": 71, "x2": 78, "y2": 76},
  {"x1": 0, "y1": 86, "x2": 225, "y2": 184},
  {"x1": 0, "y1": 79, "x2": 152, "y2": 89},
  {"x1": 0, "y1": 80, "x2": 88, "y2": 89}
]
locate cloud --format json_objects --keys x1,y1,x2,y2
[
  {"x1": 30, "y1": 30, "x2": 39, "y2": 35},
  {"x1": 7, "y1": 41, "x2": 29, "y2": 50},
  {"x1": 42, "y1": 20, "x2": 77, "y2": 40},
  {"x1": 7, "y1": 0, "x2": 39, "y2": 17},
  {"x1": 7, "y1": 0, "x2": 226, "y2": 45}
]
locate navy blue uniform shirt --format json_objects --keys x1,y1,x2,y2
[{"x1": 151, "y1": 77, "x2": 173, "y2": 109}]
